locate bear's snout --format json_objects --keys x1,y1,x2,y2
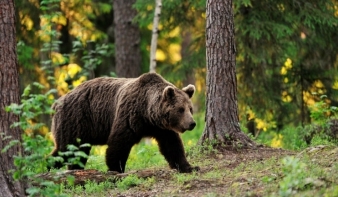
[{"x1": 188, "y1": 121, "x2": 196, "y2": 130}]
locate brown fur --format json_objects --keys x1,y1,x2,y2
[{"x1": 50, "y1": 73, "x2": 199, "y2": 173}]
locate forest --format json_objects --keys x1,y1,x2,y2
[{"x1": 0, "y1": 0, "x2": 338, "y2": 196}]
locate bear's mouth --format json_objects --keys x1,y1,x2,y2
[
  {"x1": 172, "y1": 129, "x2": 184, "y2": 134},
  {"x1": 171, "y1": 127, "x2": 186, "y2": 134},
  {"x1": 180, "y1": 122, "x2": 196, "y2": 132},
  {"x1": 173, "y1": 124, "x2": 196, "y2": 134}
]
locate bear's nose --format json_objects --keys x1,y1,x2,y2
[{"x1": 188, "y1": 122, "x2": 196, "y2": 130}]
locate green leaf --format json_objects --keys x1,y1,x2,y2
[
  {"x1": 74, "y1": 151, "x2": 88, "y2": 158},
  {"x1": 79, "y1": 143, "x2": 91, "y2": 148},
  {"x1": 66, "y1": 144, "x2": 79, "y2": 151},
  {"x1": 1, "y1": 140, "x2": 20, "y2": 153},
  {"x1": 26, "y1": 187, "x2": 40, "y2": 196},
  {"x1": 67, "y1": 175, "x2": 75, "y2": 186},
  {"x1": 23, "y1": 85, "x2": 31, "y2": 97},
  {"x1": 32, "y1": 82, "x2": 45, "y2": 89}
]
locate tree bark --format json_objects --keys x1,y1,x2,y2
[
  {"x1": 0, "y1": 1, "x2": 26, "y2": 196},
  {"x1": 199, "y1": 0, "x2": 255, "y2": 147},
  {"x1": 114, "y1": 0, "x2": 142, "y2": 77}
]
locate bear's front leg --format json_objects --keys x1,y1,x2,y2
[
  {"x1": 106, "y1": 130, "x2": 137, "y2": 173},
  {"x1": 154, "y1": 130, "x2": 200, "y2": 173}
]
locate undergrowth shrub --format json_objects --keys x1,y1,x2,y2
[
  {"x1": 299, "y1": 95, "x2": 338, "y2": 146},
  {"x1": 3, "y1": 82, "x2": 90, "y2": 196},
  {"x1": 1, "y1": 131, "x2": 67, "y2": 196},
  {"x1": 278, "y1": 156, "x2": 308, "y2": 197},
  {"x1": 278, "y1": 126, "x2": 307, "y2": 150}
]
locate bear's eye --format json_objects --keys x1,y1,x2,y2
[
  {"x1": 178, "y1": 108, "x2": 185, "y2": 113},
  {"x1": 189, "y1": 107, "x2": 193, "y2": 114}
]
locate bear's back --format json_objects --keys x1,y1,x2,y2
[
  {"x1": 51, "y1": 73, "x2": 173, "y2": 145},
  {"x1": 52, "y1": 77, "x2": 131, "y2": 144}
]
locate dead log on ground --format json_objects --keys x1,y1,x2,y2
[{"x1": 33, "y1": 169, "x2": 174, "y2": 186}]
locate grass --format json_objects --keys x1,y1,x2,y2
[
  {"x1": 14, "y1": 112, "x2": 338, "y2": 196},
  {"x1": 74, "y1": 143, "x2": 338, "y2": 197}
]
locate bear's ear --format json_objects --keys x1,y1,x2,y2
[
  {"x1": 163, "y1": 86, "x2": 175, "y2": 100},
  {"x1": 182, "y1": 84, "x2": 195, "y2": 98}
]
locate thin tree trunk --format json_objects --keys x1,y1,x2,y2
[
  {"x1": 300, "y1": 63, "x2": 305, "y2": 127},
  {"x1": 199, "y1": 0, "x2": 255, "y2": 147},
  {"x1": 0, "y1": 1, "x2": 26, "y2": 196},
  {"x1": 114, "y1": 0, "x2": 142, "y2": 77},
  {"x1": 149, "y1": 0, "x2": 162, "y2": 73}
]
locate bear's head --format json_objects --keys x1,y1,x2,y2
[{"x1": 161, "y1": 84, "x2": 196, "y2": 133}]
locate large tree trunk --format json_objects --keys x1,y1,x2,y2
[
  {"x1": 114, "y1": 0, "x2": 142, "y2": 77},
  {"x1": 0, "y1": 1, "x2": 26, "y2": 196},
  {"x1": 199, "y1": 0, "x2": 255, "y2": 147}
]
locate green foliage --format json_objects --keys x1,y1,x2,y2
[
  {"x1": 310, "y1": 135, "x2": 336, "y2": 147},
  {"x1": 4, "y1": 0, "x2": 114, "y2": 196},
  {"x1": 1, "y1": 133, "x2": 20, "y2": 154},
  {"x1": 71, "y1": 40, "x2": 114, "y2": 79},
  {"x1": 40, "y1": 0, "x2": 60, "y2": 11},
  {"x1": 279, "y1": 126, "x2": 307, "y2": 150},
  {"x1": 116, "y1": 174, "x2": 144, "y2": 190},
  {"x1": 17, "y1": 41, "x2": 34, "y2": 69},
  {"x1": 254, "y1": 96, "x2": 338, "y2": 150},
  {"x1": 68, "y1": 180, "x2": 114, "y2": 195},
  {"x1": 277, "y1": 154, "x2": 335, "y2": 197},
  {"x1": 40, "y1": 0, "x2": 62, "y2": 77},
  {"x1": 235, "y1": 0, "x2": 338, "y2": 128},
  {"x1": 4, "y1": 83, "x2": 90, "y2": 196},
  {"x1": 174, "y1": 171, "x2": 199, "y2": 184},
  {"x1": 16, "y1": 0, "x2": 338, "y2": 131},
  {"x1": 13, "y1": 135, "x2": 67, "y2": 197},
  {"x1": 4, "y1": 79, "x2": 88, "y2": 196},
  {"x1": 126, "y1": 142, "x2": 166, "y2": 171},
  {"x1": 85, "y1": 154, "x2": 107, "y2": 171},
  {"x1": 298, "y1": 96, "x2": 338, "y2": 146},
  {"x1": 1, "y1": 131, "x2": 69, "y2": 197},
  {"x1": 5, "y1": 83, "x2": 55, "y2": 132},
  {"x1": 309, "y1": 95, "x2": 338, "y2": 123},
  {"x1": 188, "y1": 138, "x2": 219, "y2": 157},
  {"x1": 57, "y1": 143, "x2": 91, "y2": 169},
  {"x1": 1, "y1": 133, "x2": 89, "y2": 196},
  {"x1": 134, "y1": 0, "x2": 206, "y2": 85},
  {"x1": 278, "y1": 156, "x2": 308, "y2": 196},
  {"x1": 134, "y1": 0, "x2": 205, "y2": 27}
]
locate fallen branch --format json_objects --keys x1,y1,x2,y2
[{"x1": 33, "y1": 169, "x2": 174, "y2": 186}]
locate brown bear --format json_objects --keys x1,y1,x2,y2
[{"x1": 50, "y1": 72, "x2": 199, "y2": 173}]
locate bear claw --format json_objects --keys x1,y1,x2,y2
[{"x1": 178, "y1": 166, "x2": 200, "y2": 173}]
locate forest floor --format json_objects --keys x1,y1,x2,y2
[
  {"x1": 61, "y1": 144, "x2": 338, "y2": 197},
  {"x1": 114, "y1": 146, "x2": 293, "y2": 197}
]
